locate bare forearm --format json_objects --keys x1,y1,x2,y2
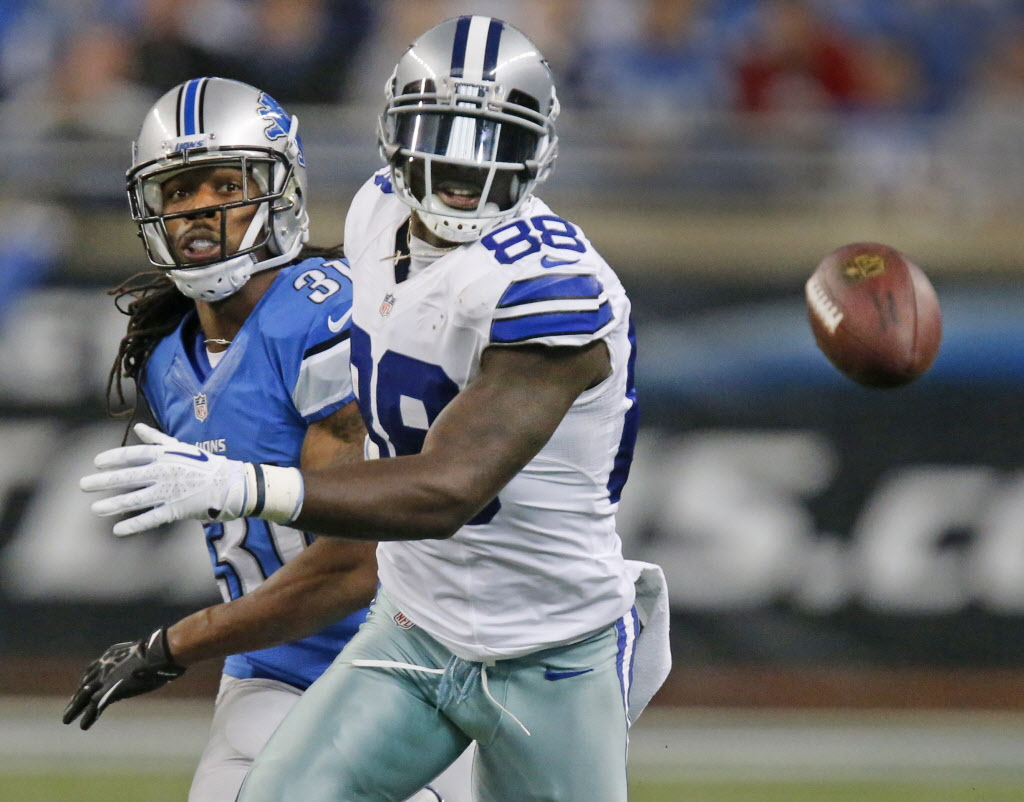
[
  {"x1": 167, "y1": 405, "x2": 381, "y2": 666},
  {"x1": 296, "y1": 453, "x2": 488, "y2": 540},
  {"x1": 295, "y1": 346, "x2": 599, "y2": 541},
  {"x1": 166, "y1": 556, "x2": 377, "y2": 665}
]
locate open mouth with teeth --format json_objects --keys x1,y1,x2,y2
[
  {"x1": 406, "y1": 160, "x2": 520, "y2": 214},
  {"x1": 434, "y1": 180, "x2": 483, "y2": 211},
  {"x1": 176, "y1": 229, "x2": 223, "y2": 263}
]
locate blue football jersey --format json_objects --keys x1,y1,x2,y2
[{"x1": 141, "y1": 257, "x2": 366, "y2": 689}]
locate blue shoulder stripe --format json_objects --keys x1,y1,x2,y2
[
  {"x1": 490, "y1": 301, "x2": 614, "y2": 344},
  {"x1": 497, "y1": 273, "x2": 603, "y2": 309}
]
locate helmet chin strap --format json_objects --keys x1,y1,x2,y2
[
  {"x1": 169, "y1": 252, "x2": 257, "y2": 302},
  {"x1": 390, "y1": 153, "x2": 537, "y2": 245},
  {"x1": 418, "y1": 196, "x2": 502, "y2": 244}
]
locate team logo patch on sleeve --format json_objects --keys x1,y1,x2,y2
[{"x1": 193, "y1": 393, "x2": 209, "y2": 422}]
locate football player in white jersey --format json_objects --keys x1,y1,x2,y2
[
  {"x1": 64, "y1": 77, "x2": 466, "y2": 802},
  {"x1": 81, "y1": 19, "x2": 670, "y2": 802}
]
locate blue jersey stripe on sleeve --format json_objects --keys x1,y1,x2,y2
[
  {"x1": 497, "y1": 273, "x2": 603, "y2": 309},
  {"x1": 608, "y1": 316, "x2": 639, "y2": 504},
  {"x1": 490, "y1": 301, "x2": 614, "y2": 344}
]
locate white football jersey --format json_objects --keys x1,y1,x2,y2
[{"x1": 343, "y1": 171, "x2": 639, "y2": 661}]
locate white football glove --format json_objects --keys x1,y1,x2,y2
[{"x1": 81, "y1": 423, "x2": 303, "y2": 537}]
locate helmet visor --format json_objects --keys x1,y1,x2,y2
[{"x1": 394, "y1": 111, "x2": 539, "y2": 166}]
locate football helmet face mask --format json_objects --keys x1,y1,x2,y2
[
  {"x1": 378, "y1": 16, "x2": 559, "y2": 243},
  {"x1": 127, "y1": 77, "x2": 309, "y2": 301}
]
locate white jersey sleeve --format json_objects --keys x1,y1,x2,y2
[
  {"x1": 488, "y1": 270, "x2": 615, "y2": 346},
  {"x1": 469, "y1": 226, "x2": 617, "y2": 348}
]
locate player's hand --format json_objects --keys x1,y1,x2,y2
[
  {"x1": 62, "y1": 627, "x2": 186, "y2": 730},
  {"x1": 80, "y1": 422, "x2": 252, "y2": 536}
]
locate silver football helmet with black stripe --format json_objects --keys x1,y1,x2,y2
[
  {"x1": 127, "y1": 77, "x2": 309, "y2": 301},
  {"x1": 378, "y1": 16, "x2": 559, "y2": 243}
]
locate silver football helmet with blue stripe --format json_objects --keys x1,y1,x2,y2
[
  {"x1": 127, "y1": 77, "x2": 309, "y2": 301},
  {"x1": 378, "y1": 16, "x2": 560, "y2": 243}
]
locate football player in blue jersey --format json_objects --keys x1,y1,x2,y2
[
  {"x1": 63, "y1": 77, "x2": 465, "y2": 802},
  {"x1": 81, "y1": 20, "x2": 671, "y2": 802}
]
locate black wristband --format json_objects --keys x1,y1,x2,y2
[
  {"x1": 250, "y1": 462, "x2": 267, "y2": 517},
  {"x1": 150, "y1": 627, "x2": 186, "y2": 673}
]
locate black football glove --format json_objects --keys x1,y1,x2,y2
[{"x1": 62, "y1": 627, "x2": 186, "y2": 730}]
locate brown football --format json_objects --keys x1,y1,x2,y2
[{"x1": 805, "y1": 242, "x2": 942, "y2": 388}]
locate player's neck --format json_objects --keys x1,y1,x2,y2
[
  {"x1": 194, "y1": 269, "x2": 279, "y2": 350},
  {"x1": 410, "y1": 212, "x2": 460, "y2": 250}
]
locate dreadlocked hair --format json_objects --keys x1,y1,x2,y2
[{"x1": 106, "y1": 270, "x2": 192, "y2": 430}]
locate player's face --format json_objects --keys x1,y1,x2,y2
[
  {"x1": 160, "y1": 166, "x2": 260, "y2": 264},
  {"x1": 408, "y1": 160, "x2": 518, "y2": 213}
]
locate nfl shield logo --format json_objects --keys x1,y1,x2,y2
[
  {"x1": 193, "y1": 393, "x2": 209, "y2": 422},
  {"x1": 393, "y1": 611, "x2": 414, "y2": 630},
  {"x1": 379, "y1": 293, "x2": 396, "y2": 317}
]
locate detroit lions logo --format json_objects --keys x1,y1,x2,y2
[
  {"x1": 258, "y1": 92, "x2": 305, "y2": 166},
  {"x1": 174, "y1": 138, "x2": 206, "y2": 152}
]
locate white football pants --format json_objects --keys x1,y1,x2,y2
[{"x1": 188, "y1": 674, "x2": 474, "y2": 802}]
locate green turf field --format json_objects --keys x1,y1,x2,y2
[
  {"x1": 632, "y1": 779, "x2": 1024, "y2": 801},
  {"x1": 0, "y1": 773, "x2": 192, "y2": 802},
  {"x1": 7, "y1": 702, "x2": 1024, "y2": 801},
  {"x1": 4, "y1": 774, "x2": 1024, "y2": 801}
]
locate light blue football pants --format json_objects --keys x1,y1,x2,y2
[{"x1": 238, "y1": 588, "x2": 640, "y2": 801}]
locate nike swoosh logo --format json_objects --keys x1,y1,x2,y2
[
  {"x1": 327, "y1": 311, "x2": 351, "y2": 333},
  {"x1": 165, "y1": 449, "x2": 209, "y2": 462},
  {"x1": 543, "y1": 667, "x2": 594, "y2": 681},
  {"x1": 540, "y1": 255, "x2": 581, "y2": 268}
]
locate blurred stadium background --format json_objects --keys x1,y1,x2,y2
[{"x1": 4, "y1": 0, "x2": 1024, "y2": 799}]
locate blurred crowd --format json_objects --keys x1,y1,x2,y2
[
  {"x1": 3, "y1": 0, "x2": 1024, "y2": 309},
  {"x1": 5, "y1": 0, "x2": 1024, "y2": 208},
  {"x1": 4, "y1": 0, "x2": 1024, "y2": 129}
]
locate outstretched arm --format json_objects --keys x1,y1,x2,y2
[
  {"x1": 82, "y1": 342, "x2": 610, "y2": 540},
  {"x1": 165, "y1": 531, "x2": 377, "y2": 665},
  {"x1": 166, "y1": 401, "x2": 377, "y2": 663},
  {"x1": 65, "y1": 402, "x2": 378, "y2": 729},
  {"x1": 298, "y1": 341, "x2": 610, "y2": 539}
]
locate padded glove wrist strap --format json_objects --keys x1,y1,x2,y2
[{"x1": 244, "y1": 464, "x2": 304, "y2": 524}]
